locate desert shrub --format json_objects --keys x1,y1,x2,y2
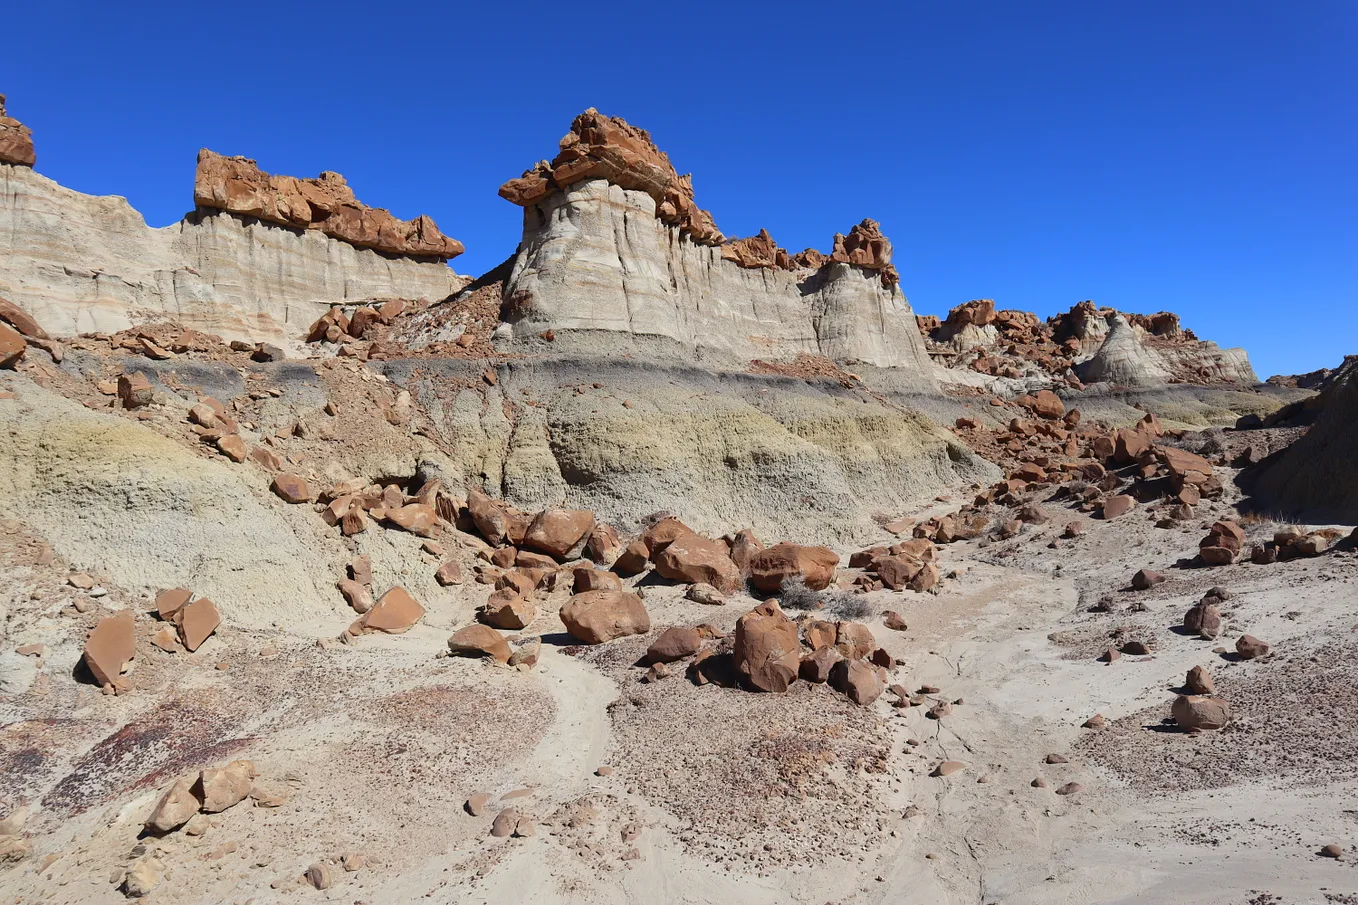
[
  {"x1": 824, "y1": 590, "x2": 873, "y2": 620},
  {"x1": 778, "y1": 577, "x2": 824, "y2": 611}
]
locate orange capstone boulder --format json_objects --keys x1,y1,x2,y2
[
  {"x1": 732, "y1": 600, "x2": 800, "y2": 693},
  {"x1": 747, "y1": 543, "x2": 840, "y2": 593},
  {"x1": 645, "y1": 627, "x2": 703, "y2": 664},
  {"x1": 177, "y1": 597, "x2": 222, "y2": 652},
  {"x1": 83, "y1": 609, "x2": 136, "y2": 687},
  {"x1": 560, "y1": 590, "x2": 650, "y2": 644},
  {"x1": 498, "y1": 108, "x2": 724, "y2": 246},
  {"x1": 360, "y1": 587, "x2": 425, "y2": 634},
  {"x1": 194, "y1": 149, "x2": 463, "y2": 260}
]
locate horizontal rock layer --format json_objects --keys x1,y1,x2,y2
[
  {"x1": 194, "y1": 150, "x2": 463, "y2": 260},
  {"x1": 497, "y1": 179, "x2": 931, "y2": 372},
  {"x1": 0, "y1": 165, "x2": 462, "y2": 345}
]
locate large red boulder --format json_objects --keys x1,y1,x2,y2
[
  {"x1": 652, "y1": 533, "x2": 742, "y2": 594},
  {"x1": 560, "y1": 591, "x2": 650, "y2": 644},
  {"x1": 522, "y1": 508, "x2": 596, "y2": 560},
  {"x1": 747, "y1": 543, "x2": 840, "y2": 593},
  {"x1": 732, "y1": 601, "x2": 800, "y2": 693}
]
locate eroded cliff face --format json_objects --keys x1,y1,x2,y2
[
  {"x1": 1249, "y1": 356, "x2": 1358, "y2": 521},
  {"x1": 0, "y1": 165, "x2": 463, "y2": 345},
  {"x1": 500, "y1": 180, "x2": 929, "y2": 371}
]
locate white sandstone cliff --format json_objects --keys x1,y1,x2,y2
[
  {"x1": 0, "y1": 165, "x2": 462, "y2": 345},
  {"x1": 499, "y1": 179, "x2": 932, "y2": 374}
]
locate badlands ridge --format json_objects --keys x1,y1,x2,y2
[{"x1": 0, "y1": 94, "x2": 1354, "y2": 904}]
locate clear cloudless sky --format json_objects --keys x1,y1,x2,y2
[{"x1": 3, "y1": 1, "x2": 1354, "y2": 377}]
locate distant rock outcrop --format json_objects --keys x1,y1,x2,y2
[
  {"x1": 194, "y1": 150, "x2": 463, "y2": 260},
  {"x1": 0, "y1": 94, "x2": 35, "y2": 167},
  {"x1": 918, "y1": 297, "x2": 1256, "y2": 388},
  {"x1": 494, "y1": 110, "x2": 926, "y2": 371}
]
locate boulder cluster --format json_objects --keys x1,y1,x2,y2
[
  {"x1": 194, "y1": 149, "x2": 463, "y2": 260},
  {"x1": 918, "y1": 297, "x2": 1248, "y2": 387},
  {"x1": 720, "y1": 219, "x2": 901, "y2": 288},
  {"x1": 942, "y1": 405, "x2": 1223, "y2": 547}
]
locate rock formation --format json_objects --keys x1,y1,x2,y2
[
  {"x1": 494, "y1": 110, "x2": 925, "y2": 370},
  {"x1": 918, "y1": 298, "x2": 1256, "y2": 388},
  {"x1": 0, "y1": 94, "x2": 35, "y2": 167},
  {"x1": 194, "y1": 150, "x2": 463, "y2": 260},
  {"x1": 500, "y1": 108, "x2": 723, "y2": 245},
  {"x1": 0, "y1": 164, "x2": 462, "y2": 346},
  {"x1": 1249, "y1": 355, "x2": 1358, "y2": 521}
]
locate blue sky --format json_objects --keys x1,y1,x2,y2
[{"x1": 4, "y1": 1, "x2": 1354, "y2": 378}]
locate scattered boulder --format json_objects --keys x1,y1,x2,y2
[
  {"x1": 1131, "y1": 569, "x2": 1165, "y2": 591},
  {"x1": 177, "y1": 597, "x2": 222, "y2": 652},
  {"x1": 685, "y1": 582, "x2": 726, "y2": 605},
  {"x1": 337, "y1": 579, "x2": 373, "y2": 614},
  {"x1": 480, "y1": 589, "x2": 535, "y2": 630},
  {"x1": 435, "y1": 560, "x2": 464, "y2": 586},
  {"x1": 1101, "y1": 495, "x2": 1135, "y2": 519},
  {"x1": 1236, "y1": 634, "x2": 1270, "y2": 659},
  {"x1": 271, "y1": 473, "x2": 311, "y2": 504},
  {"x1": 1183, "y1": 601, "x2": 1222, "y2": 639},
  {"x1": 196, "y1": 760, "x2": 256, "y2": 812},
  {"x1": 573, "y1": 566, "x2": 623, "y2": 593},
  {"x1": 82, "y1": 609, "x2": 135, "y2": 687},
  {"x1": 385, "y1": 503, "x2": 439, "y2": 537},
  {"x1": 732, "y1": 600, "x2": 800, "y2": 692},
  {"x1": 144, "y1": 776, "x2": 203, "y2": 834},
  {"x1": 1186, "y1": 664, "x2": 1215, "y2": 695},
  {"x1": 358, "y1": 587, "x2": 425, "y2": 633},
  {"x1": 931, "y1": 761, "x2": 966, "y2": 777},
  {"x1": 833, "y1": 621, "x2": 876, "y2": 661},
  {"x1": 645, "y1": 627, "x2": 702, "y2": 663},
  {"x1": 829, "y1": 658, "x2": 884, "y2": 705},
  {"x1": 611, "y1": 540, "x2": 650, "y2": 576},
  {"x1": 447, "y1": 624, "x2": 511, "y2": 663},
  {"x1": 155, "y1": 587, "x2": 193, "y2": 621},
  {"x1": 560, "y1": 591, "x2": 650, "y2": 644},
  {"x1": 798, "y1": 647, "x2": 839, "y2": 683},
  {"x1": 1172, "y1": 694, "x2": 1232, "y2": 731}
]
